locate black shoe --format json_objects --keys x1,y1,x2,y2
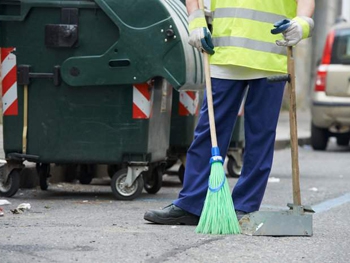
[
  {"x1": 144, "y1": 204, "x2": 199, "y2": 225},
  {"x1": 235, "y1": 210, "x2": 248, "y2": 221}
]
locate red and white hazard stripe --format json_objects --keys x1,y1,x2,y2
[
  {"x1": 238, "y1": 92, "x2": 247, "y2": 116},
  {"x1": 1, "y1": 47, "x2": 18, "y2": 116},
  {"x1": 133, "y1": 83, "x2": 153, "y2": 119},
  {"x1": 179, "y1": 91, "x2": 199, "y2": 116}
]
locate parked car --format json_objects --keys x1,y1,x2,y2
[{"x1": 311, "y1": 22, "x2": 350, "y2": 150}]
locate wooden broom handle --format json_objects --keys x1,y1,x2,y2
[
  {"x1": 287, "y1": 46, "x2": 301, "y2": 206},
  {"x1": 198, "y1": 0, "x2": 218, "y2": 148}
]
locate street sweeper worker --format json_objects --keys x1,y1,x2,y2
[{"x1": 144, "y1": 0, "x2": 315, "y2": 225}]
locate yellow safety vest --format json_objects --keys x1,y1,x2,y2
[{"x1": 210, "y1": 0, "x2": 297, "y2": 73}]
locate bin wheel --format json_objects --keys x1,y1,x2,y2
[
  {"x1": 63, "y1": 164, "x2": 78, "y2": 183},
  {"x1": 107, "y1": 165, "x2": 120, "y2": 179},
  {"x1": 165, "y1": 159, "x2": 177, "y2": 170},
  {"x1": 79, "y1": 164, "x2": 94, "y2": 185},
  {"x1": 144, "y1": 166, "x2": 163, "y2": 194},
  {"x1": 178, "y1": 164, "x2": 185, "y2": 184},
  {"x1": 111, "y1": 168, "x2": 144, "y2": 200},
  {"x1": 36, "y1": 163, "x2": 50, "y2": 191},
  {"x1": 0, "y1": 167, "x2": 21, "y2": 197},
  {"x1": 227, "y1": 156, "x2": 242, "y2": 178}
]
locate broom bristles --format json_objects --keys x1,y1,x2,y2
[{"x1": 196, "y1": 161, "x2": 241, "y2": 235}]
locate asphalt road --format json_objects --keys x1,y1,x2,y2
[{"x1": 0, "y1": 140, "x2": 350, "y2": 263}]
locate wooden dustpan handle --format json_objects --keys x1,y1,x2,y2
[{"x1": 287, "y1": 46, "x2": 301, "y2": 206}]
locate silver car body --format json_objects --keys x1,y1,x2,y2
[{"x1": 311, "y1": 22, "x2": 350, "y2": 149}]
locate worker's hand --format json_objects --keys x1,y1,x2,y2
[
  {"x1": 272, "y1": 16, "x2": 314, "y2": 46},
  {"x1": 188, "y1": 9, "x2": 215, "y2": 55}
]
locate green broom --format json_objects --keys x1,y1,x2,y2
[{"x1": 195, "y1": 0, "x2": 241, "y2": 235}]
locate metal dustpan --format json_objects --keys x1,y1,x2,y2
[
  {"x1": 240, "y1": 46, "x2": 314, "y2": 236},
  {"x1": 239, "y1": 204, "x2": 314, "y2": 236}
]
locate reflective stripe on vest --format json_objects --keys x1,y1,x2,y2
[
  {"x1": 211, "y1": 0, "x2": 297, "y2": 19},
  {"x1": 210, "y1": 0, "x2": 297, "y2": 73},
  {"x1": 212, "y1": 37, "x2": 287, "y2": 56},
  {"x1": 213, "y1": 8, "x2": 286, "y2": 24}
]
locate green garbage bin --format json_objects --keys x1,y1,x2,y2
[
  {"x1": 165, "y1": 90, "x2": 203, "y2": 183},
  {"x1": 226, "y1": 90, "x2": 247, "y2": 178},
  {"x1": 226, "y1": 115, "x2": 245, "y2": 178},
  {"x1": 0, "y1": 0, "x2": 204, "y2": 199},
  {"x1": 166, "y1": 89, "x2": 245, "y2": 181}
]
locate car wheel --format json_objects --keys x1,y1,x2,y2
[
  {"x1": 311, "y1": 123, "x2": 329, "y2": 151},
  {"x1": 336, "y1": 133, "x2": 350, "y2": 146}
]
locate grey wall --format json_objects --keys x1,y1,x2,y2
[{"x1": 283, "y1": 0, "x2": 342, "y2": 110}]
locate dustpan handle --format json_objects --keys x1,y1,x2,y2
[{"x1": 287, "y1": 46, "x2": 301, "y2": 206}]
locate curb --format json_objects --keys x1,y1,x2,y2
[{"x1": 274, "y1": 137, "x2": 311, "y2": 150}]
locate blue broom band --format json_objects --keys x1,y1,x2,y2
[
  {"x1": 208, "y1": 174, "x2": 226, "y2": 193},
  {"x1": 209, "y1": 155, "x2": 223, "y2": 164},
  {"x1": 210, "y1": 147, "x2": 223, "y2": 164},
  {"x1": 211, "y1": 146, "x2": 221, "y2": 157},
  {"x1": 208, "y1": 146, "x2": 225, "y2": 192}
]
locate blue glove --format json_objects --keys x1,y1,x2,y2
[
  {"x1": 271, "y1": 19, "x2": 291, "y2": 34},
  {"x1": 271, "y1": 17, "x2": 314, "y2": 46}
]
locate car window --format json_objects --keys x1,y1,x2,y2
[{"x1": 331, "y1": 28, "x2": 350, "y2": 65}]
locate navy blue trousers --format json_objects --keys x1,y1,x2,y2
[{"x1": 173, "y1": 78, "x2": 285, "y2": 216}]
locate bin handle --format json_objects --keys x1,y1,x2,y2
[
  {"x1": 0, "y1": 4, "x2": 31, "y2": 22},
  {"x1": 0, "y1": 1, "x2": 97, "y2": 22}
]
